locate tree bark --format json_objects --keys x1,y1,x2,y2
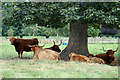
[{"x1": 60, "y1": 22, "x2": 89, "y2": 61}]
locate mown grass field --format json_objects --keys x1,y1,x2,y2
[{"x1": 0, "y1": 42, "x2": 119, "y2": 78}]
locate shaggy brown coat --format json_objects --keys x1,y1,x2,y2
[
  {"x1": 9, "y1": 37, "x2": 38, "y2": 58},
  {"x1": 88, "y1": 47, "x2": 118, "y2": 64},
  {"x1": 29, "y1": 45, "x2": 60, "y2": 61},
  {"x1": 69, "y1": 53, "x2": 91, "y2": 63},
  {"x1": 45, "y1": 41, "x2": 62, "y2": 52},
  {"x1": 88, "y1": 54, "x2": 105, "y2": 64}
]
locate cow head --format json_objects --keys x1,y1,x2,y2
[
  {"x1": 51, "y1": 40, "x2": 62, "y2": 52},
  {"x1": 29, "y1": 44, "x2": 45, "y2": 52},
  {"x1": 9, "y1": 37, "x2": 16, "y2": 45},
  {"x1": 88, "y1": 54, "x2": 94, "y2": 57},
  {"x1": 69, "y1": 53, "x2": 76, "y2": 57},
  {"x1": 102, "y1": 47, "x2": 118, "y2": 57}
]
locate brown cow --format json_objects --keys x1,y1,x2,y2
[
  {"x1": 45, "y1": 40, "x2": 62, "y2": 52},
  {"x1": 29, "y1": 45, "x2": 60, "y2": 61},
  {"x1": 90, "y1": 47, "x2": 118, "y2": 64},
  {"x1": 9, "y1": 37, "x2": 38, "y2": 58},
  {"x1": 69, "y1": 53, "x2": 91, "y2": 63},
  {"x1": 88, "y1": 54, "x2": 105, "y2": 64}
]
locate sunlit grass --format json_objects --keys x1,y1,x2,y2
[
  {"x1": 1, "y1": 43, "x2": 118, "y2": 59},
  {"x1": 0, "y1": 43, "x2": 119, "y2": 78},
  {"x1": 1, "y1": 60, "x2": 118, "y2": 78}
]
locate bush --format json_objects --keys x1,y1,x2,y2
[
  {"x1": 88, "y1": 26, "x2": 101, "y2": 37},
  {"x1": 7, "y1": 29, "x2": 14, "y2": 36}
]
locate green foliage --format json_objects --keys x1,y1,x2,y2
[
  {"x1": 2, "y1": 2, "x2": 120, "y2": 27},
  {"x1": 2, "y1": 2, "x2": 120, "y2": 37},
  {"x1": 32, "y1": 26, "x2": 39, "y2": 36},
  {"x1": 7, "y1": 28, "x2": 14, "y2": 36},
  {"x1": 88, "y1": 26, "x2": 101, "y2": 37},
  {"x1": 37, "y1": 24, "x2": 69, "y2": 37},
  {"x1": 2, "y1": 25, "x2": 10, "y2": 36},
  {"x1": 59, "y1": 23, "x2": 70, "y2": 37},
  {"x1": 12, "y1": 24, "x2": 23, "y2": 36},
  {"x1": 38, "y1": 27, "x2": 57, "y2": 36},
  {"x1": 22, "y1": 27, "x2": 33, "y2": 36}
]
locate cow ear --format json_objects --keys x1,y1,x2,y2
[
  {"x1": 69, "y1": 53, "x2": 71, "y2": 57},
  {"x1": 69, "y1": 53, "x2": 75, "y2": 57}
]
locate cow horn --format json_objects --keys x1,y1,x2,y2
[
  {"x1": 58, "y1": 40, "x2": 62, "y2": 46},
  {"x1": 28, "y1": 45, "x2": 35, "y2": 47},
  {"x1": 102, "y1": 47, "x2": 107, "y2": 52},
  {"x1": 41, "y1": 44, "x2": 45, "y2": 47},
  {"x1": 53, "y1": 41, "x2": 56, "y2": 45},
  {"x1": 114, "y1": 47, "x2": 118, "y2": 52},
  {"x1": 5, "y1": 37, "x2": 9, "y2": 39}
]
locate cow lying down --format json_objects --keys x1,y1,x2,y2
[
  {"x1": 69, "y1": 53, "x2": 91, "y2": 63},
  {"x1": 88, "y1": 47, "x2": 118, "y2": 64},
  {"x1": 29, "y1": 45, "x2": 60, "y2": 61},
  {"x1": 88, "y1": 54, "x2": 105, "y2": 64},
  {"x1": 69, "y1": 53, "x2": 105, "y2": 64}
]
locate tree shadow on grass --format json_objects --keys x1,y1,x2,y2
[{"x1": 0, "y1": 57, "x2": 33, "y2": 60}]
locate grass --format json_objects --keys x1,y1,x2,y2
[
  {"x1": 1, "y1": 43, "x2": 118, "y2": 59},
  {"x1": 0, "y1": 42, "x2": 119, "y2": 78},
  {"x1": 1, "y1": 60, "x2": 118, "y2": 78}
]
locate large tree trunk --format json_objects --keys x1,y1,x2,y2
[{"x1": 60, "y1": 22, "x2": 89, "y2": 61}]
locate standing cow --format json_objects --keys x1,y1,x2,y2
[{"x1": 9, "y1": 37, "x2": 38, "y2": 58}]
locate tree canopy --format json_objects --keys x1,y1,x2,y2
[{"x1": 2, "y1": 2, "x2": 120, "y2": 29}]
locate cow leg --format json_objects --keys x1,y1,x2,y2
[
  {"x1": 33, "y1": 56, "x2": 37, "y2": 60},
  {"x1": 20, "y1": 51, "x2": 23, "y2": 58},
  {"x1": 18, "y1": 52, "x2": 20, "y2": 58},
  {"x1": 33, "y1": 54, "x2": 38, "y2": 60}
]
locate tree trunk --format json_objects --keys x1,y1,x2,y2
[
  {"x1": 56, "y1": 28, "x2": 59, "y2": 43},
  {"x1": 60, "y1": 22, "x2": 89, "y2": 61}
]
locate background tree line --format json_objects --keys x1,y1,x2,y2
[
  {"x1": 2, "y1": 23, "x2": 119, "y2": 37},
  {"x1": 2, "y1": 2, "x2": 119, "y2": 38}
]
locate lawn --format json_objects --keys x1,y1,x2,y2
[
  {"x1": 1, "y1": 43, "x2": 118, "y2": 59},
  {"x1": 1, "y1": 60, "x2": 118, "y2": 78},
  {"x1": 0, "y1": 42, "x2": 119, "y2": 78}
]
